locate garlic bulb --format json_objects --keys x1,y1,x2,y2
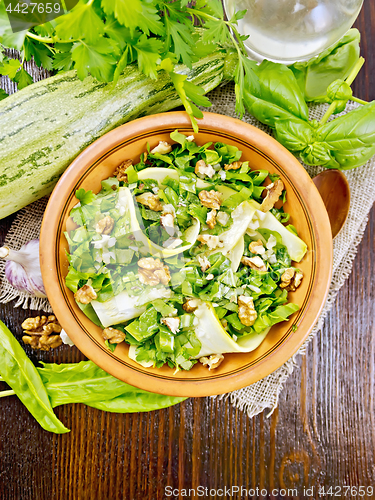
[{"x1": 0, "y1": 239, "x2": 46, "y2": 297}]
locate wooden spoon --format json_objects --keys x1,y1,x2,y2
[{"x1": 312, "y1": 170, "x2": 350, "y2": 239}]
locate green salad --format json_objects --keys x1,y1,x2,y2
[{"x1": 65, "y1": 131, "x2": 307, "y2": 372}]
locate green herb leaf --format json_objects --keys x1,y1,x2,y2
[
  {"x1": 85, "y1": 392, "x2": 186, "y2": 412},
  {"x1": 135, "y1": 34, "x2": 163, "y2": 79},
  {"x1": 0, "y1": 58, "x2": 21, "y2": 79},
  {"x1": 163, "y1": 3, "x2": 195, "y2": 66},
  {"x1": 254, "y1": 61, "x2": 309, "y2": 121},
  {"x1": 52, "y1": 43, "x2": 74, "y2": 71},
  {"x1": 102, "y1": 0, "x2": 142, "y2": 34},
  {"x1": 23, "y1": 37, "x2": 53, "y2": 70},
  {"x1": 75, "y1": 188, "x2": 96, "y2": 205},
  {"x1": 56, "y1": 2, "x2": 105, "y2": 43},
  {"x1": 105, "y1": 340, "x2": 117, "y2": 352},
  {"x1": 317, "y1": 100, "x2": 375, "y2": 151},
  {"x1": 13, "y1": 68, "x2": 33, "y2": 89},
  {"x1": 72, "y1": 38, "x2": 118, "y2": 82},
  {"x1": 291, "y1": 28, "x2": 361, "y2": 102}
]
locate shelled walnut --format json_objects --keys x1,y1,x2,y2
[
  {"x1": 22, "y1": 315, "x2": 63, "y2": 351},
  {"x1": 248, "y1": 239, "x2": 265, "y2": 255},
  {"x1": 95, "y1": 216, "x2": 114, "y2": 235},
  {"x1": 102, "y1": 327, "x2": 126, "y2": 344},
  {"x1": 198, "y1": 190, "x2": 222, "y2": 209},
  {"x1": 237, "y1": 296, "x2": 257, "y2": 327},
  {"x1": 114, "y1": 159, "x2": 133, "y2": 182},
  {"x1": 136, "y1": 192, "x2": 163, "y2": 211},
  {"x1": 280, "y1": 268, "x2": 304, "y2": 291},
  {"x1": 260, "y1": 179, "x2": 284, "y2": 212},
  {"x1": 74, "y1": 284, "x2": 97, "y2": 304},
  {"x1": 224, "y1": 161, "x2": 242, "y2": 171},
  {"x1": 241, "y1": 255, "x2": 267, "y2": 272},
  {"x1": 138, "y1": 257, "x2": 171, "y2": 286}
]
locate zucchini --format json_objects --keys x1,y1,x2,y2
[{"x1": 0, "y1": 49, "x2": 237, "y2": 220}]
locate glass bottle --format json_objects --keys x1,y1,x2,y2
[{"x1": 223, "y1": 0, "x2": 364, "y2": 63}]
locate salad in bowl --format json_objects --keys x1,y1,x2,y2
[{"x1": 64, "y1": 131, "x2": 307, "y2": 373}]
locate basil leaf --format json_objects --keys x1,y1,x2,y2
[
  {"x1": 300, "y1": 143, "x2": 339, "y2": 168},
  {"x1": 254, "y1": 60, "x2": 309, "y2": 121},
  {"x1": 274, "y1": 118, "x2": 315, "y2": 152},
  {"x1": 332, "y1": 145, "x2": 375, "y2": 170},
  {"x1": 243, "y1": 89, "x2": 300, "y2": 128},
  {"x1": 291, "y1": 29, "x2": 361, "y2": 102},
  {"x1": 317, "y1": 101, "x2": 375, "y2": 150}
]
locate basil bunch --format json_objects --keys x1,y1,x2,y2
[{"x1": 244, "y1": 29, "x2": 375, "y2": 170}]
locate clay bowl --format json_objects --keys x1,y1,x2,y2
[{"x1": 40, "y1": 112, "x2": 332, "y2": 397}]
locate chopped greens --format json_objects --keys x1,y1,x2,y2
[{"x1": 65, "y1": 132, "x2": 307, "y2": 371}]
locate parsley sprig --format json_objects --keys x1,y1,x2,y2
[
  {"x1": 0, "y1": 0, "x2": 255, "y2": 128},
  {"x1": 187, "y1": 0, "x2": 258, "y2": 116}
]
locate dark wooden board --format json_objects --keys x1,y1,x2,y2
[{"x1": 0, "y1": 5, "x2": 374, "y2": 499}]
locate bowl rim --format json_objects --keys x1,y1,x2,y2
[{"x1": 40, "y1": 111, "x2": 332, "y2": 397}]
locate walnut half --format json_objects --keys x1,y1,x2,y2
[
  {"x1": 241, "y1": 256, "x2": 267, "y2": 272},
  {"x1": 22, "y1": 315, "x2": 63, "y2": 351},
  {"x1": 248, "y1": 239, "x2": 265, "y2": 255},
  {"x1": 114, "y1": 159, "x2": 133, "y2": 182},
  {"x1": 280, "y1": 268, "x2": 303, "y2": 291},
  {"x1": 74, "y1": 284, "x2": 97, "y2": 304},
  {"x1": 136, "y1": 192, "x2": 163, "y2": 212},
  {"x1": 260, "y1": 179, "x2": 284, "y2": 212},
  {"x1": 198, "y1": 190, "x2": 222, "y2": 210},
  {"x1": 237, "y1": 295, "x2": 257, "y2": 327},
  {"x1": 102, "y1": 327, "x2": 126, "y2": 344},
  {"x1": 95, "y1": 216, "x2": 114, "y2": 235},
  {"x1": 224, "y1": 161, "x2": 242, "y2": 171},
  {"x1": 138, "y1": 257, "x2": 171, "y2": 286}
]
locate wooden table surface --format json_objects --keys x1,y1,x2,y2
[{"x1": 1, "y1": 6, "x2": 374, "y2": 500}]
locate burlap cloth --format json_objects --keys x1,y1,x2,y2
[{"x1": 1, "y1": 79, "x2": 374, "y2": 417}]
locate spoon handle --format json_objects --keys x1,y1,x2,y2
[{"x1": 312, "y1": 170, "x2": 350, "y2": 239}]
